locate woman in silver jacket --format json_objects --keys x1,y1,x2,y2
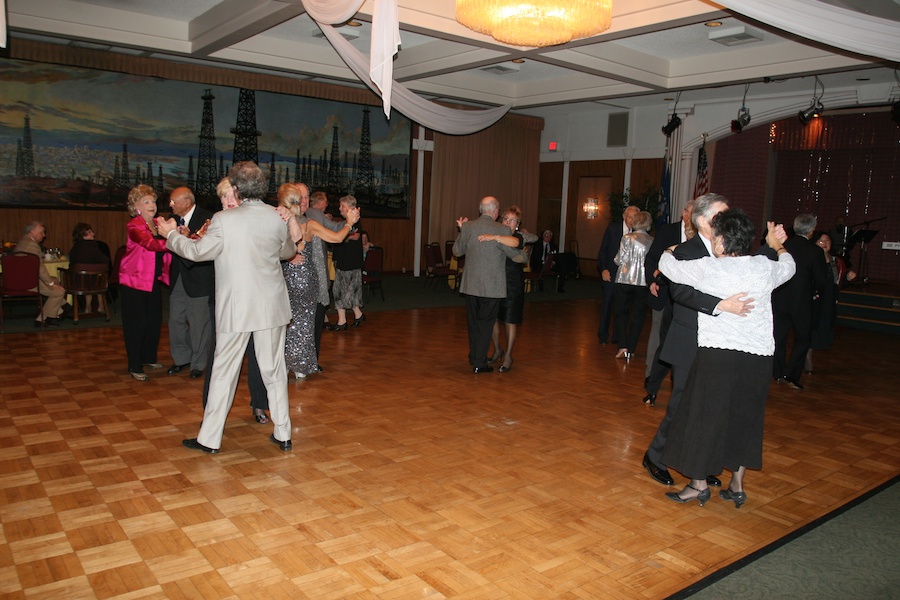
[{"x1": 613, "y1": 210, "x2": 654, "y2": 360}]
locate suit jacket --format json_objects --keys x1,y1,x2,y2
[
  {"x1": 597, "y1": 220, "x2": 625, "y2": 278},
  {"x1": 167, "y1": 200, "x2": 295, "y2": 334},
  {"x1": 453, "y1": 214, "x2": 523, "y2": 298},
  {"x1": 658, "y1": 234, "x2": 722, "y2": 368},
  {"x1": 773, "y1": 234, "x2": 829, "y2": 313},
  {"x1": 118, "y1": 216, "x2": 171, "y2": 292},
  {"x1": 169, "y1": 206, "x2": 215, "y2": 297},
  {"x1": 530, "y1": 239, "x2": 558, "y2": 273},
  {"x1": 14, "y1": 235, "x2": 54, "y2": 287},
  {"x1": 644, "y1": 220, "x2": 683, "y2": 311}
]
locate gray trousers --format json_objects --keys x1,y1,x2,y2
[{"x1": 168, "y1": 277, "x2": 211, "y2": 370}]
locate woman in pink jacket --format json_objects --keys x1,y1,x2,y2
[{"x1": 120, "y1": 185, "x2": 172, "y2": 381}]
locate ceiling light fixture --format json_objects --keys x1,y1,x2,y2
[
  {"x1": 662, "y1": 92, "x2": 682, "y2": 137},
  {"x1": 798, "y1": 76, "x2": 825, "y2": 124},
  {"x1": 456, "y1": 0, "x2": 613, "y2": 47},
  {"x1": 731, "y1": 84, "x2": 751, "y2": 133},
  {"x1": 704, "y1": 21, "x2": 723, "y2": 27}
]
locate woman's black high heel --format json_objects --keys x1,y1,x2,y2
[
  {"x1": 499, "y1": 357, "x2": 513, "y2": 373},
  {"x1": 488, "y1": 349, "x2": 504, "y2": 364},
  {"x1": 719, "y1": 487, "x2": 747, "y2": 509},
  {"x1": 665, "y1": 484, "x2": 711, "y2": 506},
  {"x1": 352, "y1": 314, "x2": 366, "y2": 327},
  {"x1": 333, "y1": 323, "x2": 348, "y2": 331}
]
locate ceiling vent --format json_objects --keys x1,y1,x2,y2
[
  {"x1": 312, "y1": 27, "x2": 360, "y2": 42},
  {"x1": 709, "y1": 25, "x2": 764, "y2": 47},
  {"x1": 479, "y1": 62, "x2": 521, "y2": 75}
]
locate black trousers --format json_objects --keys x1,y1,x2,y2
[
  {"x1": 614, "y1": 283, "x2": 649, "y2": 353},
  {"x1": 120, "y1": 283, "x2": 162, "y2": 373},
  {"x1": 773, "y1": 306, "x2": 812, "y2": 382},
  {"x1": 465, "y1": 295, "x2": 499, "y2": 369},
  {"x1": 645, "y1": 302, "x2": 674, "y2": 394},
  {"x1": 202, "y1": 296, "x2": 268, "y2": 411},
  {"x1": 646, "y1": 352, "x2": 693, "y2": 469}
]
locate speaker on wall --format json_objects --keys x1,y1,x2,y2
[{"x1": 607, "y1": 112, "x2": 628, "y2": 147}]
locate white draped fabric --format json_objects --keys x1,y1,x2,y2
[
  {"x1": 719, "y1": 0, "x2": 900, "y2": 62},
  {"x1": 304, "y1": 0, "x2": 510, "y2": 134},
  {"x1": 1, "y1": 0, "x2": 7, "y2": 48}
]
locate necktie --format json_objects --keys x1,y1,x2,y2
[{"x1": 177, "y1": 216, "x2": 185, "y2": 227}]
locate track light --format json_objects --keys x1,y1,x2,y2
[
  {"x1": 731, "y1": 84, "x2": 751, "y2": 133},
  {"x1": 662, "y1": 92, "x2": 682, "y2": 137},
  {"x1": 798, "y1": 76, "x2": 825, "y2": 124},
  {"x1": 662, "y1": 114, "x2": 682, "y2": 137}
]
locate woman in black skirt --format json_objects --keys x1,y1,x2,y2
[
  {"x1": 478, "y1": 206, "x2": 536, "y2": 373},
  {"x1": 658, "y1": 210, "x2": 795, "y2": 508}
]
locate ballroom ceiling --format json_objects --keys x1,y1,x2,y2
[{"x1": 5, "y1": 0, "x2": 899, "y2": 112}]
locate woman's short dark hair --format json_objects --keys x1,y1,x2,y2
[
  {"x1": 72, "y1": 223, "x2": 92, "y2": 243},
  {"x1": 712, "y1": 208, "x2": 755, "y2": 256}
]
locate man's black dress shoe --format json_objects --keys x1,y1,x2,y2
[
  {"x1": 189, "y1": 369, "x2": 203, "y2": 379},
  {"x1": 168, "y1": 363, "x2": 189, "y2": 374},
  {"x1": 473, "y1": 365, "x2": 494, "y2": 374},
  {"x1": 786, "y1": 378, "x2": 804, "y2": 390},
  {"x1": 270, "y1": 434, "x2": 292, "y2": 451},
  {"x1": 642, "y1": 452, "x2": 674, "y2": 486},
  {"x1": 642, "y1": 393, "x2": 657, "y2": 406},
  {"x1": 182, "y1": 438, "x2": 219, "y2": 454},
  {"x1": 706, "y1": 475, "x2": 722, "y2": 487}
]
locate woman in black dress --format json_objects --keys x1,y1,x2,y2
[{"x1": 479, "y1": 206, "x2": 536, "y2": 373}]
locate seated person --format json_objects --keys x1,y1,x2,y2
[
  {"x1": 68, "y1": 222, "x2": 112, "y2": 313},
  {"x1": 14, "y1": 221, "x2": 69, "y2": 326}
]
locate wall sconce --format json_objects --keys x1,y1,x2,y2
[{"x1": 583, "y1": 197, "x2": 599, "y2": 219}]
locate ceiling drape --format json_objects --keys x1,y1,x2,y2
[
  {"x1": 304, "y1": 0, "x2": 511, "y2": 134},
  {"x1": 719, "y1": 0, "x2": 900, "y2": 62}
]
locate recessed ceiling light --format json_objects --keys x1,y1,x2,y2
[
  {"x1": 346, "y1": 20, "x2": 362, "y2": 27},
  {"x1": 705, "y1": 21, "x2": 723, "y2": 27},
  {"x1": 511, "y1": 58, "x2": 525, "y2": 64}
]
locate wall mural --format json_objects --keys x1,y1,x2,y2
[{"x1": 0, "y1": 58, "x2": 412, "y2": 218}]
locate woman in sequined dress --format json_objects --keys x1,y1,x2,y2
[{"x1": 277, "y1": 185, "x2": 359, "y2": 378}]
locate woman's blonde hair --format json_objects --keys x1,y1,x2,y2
[
  {"x1": 277, "y1": 183, "x2": 302, "y2": 217},
  {"x1": 127, "y1": 185, "x2": 156, "y2": 217},
  {"x1": 215, "y1": 177, "x2": 232, "y2": 199}
]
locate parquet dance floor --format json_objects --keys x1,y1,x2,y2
[{"x1": 1, "y1": 298, "x2": 898, "y2": 599}]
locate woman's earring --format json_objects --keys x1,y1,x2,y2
[{"x1": 136, "y1": 209, "x2": 141, "y2": 215}]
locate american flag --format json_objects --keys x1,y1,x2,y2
[{"x1": 694, "y1": 142, "x2": 709, "y2": 198}]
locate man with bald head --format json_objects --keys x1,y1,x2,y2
[
  {"x1": 166, "y1": 186, "x2": 214, "y2": 378},
  {"x1": 452, "y1": 196, "x2": 527, "y2": 373}
]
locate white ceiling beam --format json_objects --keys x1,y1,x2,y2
[{"x1": 189, "y1": 0, "x2": 305, "y2": 56}]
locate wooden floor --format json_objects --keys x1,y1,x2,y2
[{"x1": 1, "y1": 298, "x2": 898, "y2": 599}]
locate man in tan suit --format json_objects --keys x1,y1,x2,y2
[
  {"x1": 158, "y1": 162, "x2": 297, "y2": 453},
  {"x1": 15, "y1": 222, "x2": 67, "y2": 326}
]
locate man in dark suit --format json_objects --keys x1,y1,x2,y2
[
  {"x1": 642, "y1": 200, "x2": 694, "y2": 405},
  {"x1": 597, "y1": 205, "x2": 640, "y2": 343},
  {"x1": 166, "y1": 187, "x2": 214, "y2": 378},
  {"x1": 641, "y1": 193, "x2": 757, "y2": 487},
  {"x1": 453, "y1": 196, "x2": 526, "y2": 373},
  {"x1": 773, "y1": 213, "x2": 829, "y2": 390}
]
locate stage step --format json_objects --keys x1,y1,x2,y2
[{"x1": 837, "y1": 288, "x2": 900, "y2": 335}]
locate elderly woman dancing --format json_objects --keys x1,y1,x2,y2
[
  {"x1": 613, "y1": 210, "x2": 654, "y2": 361},
  {"x1": 658, "y1": 209, "x2": 794, "y2": 508}
]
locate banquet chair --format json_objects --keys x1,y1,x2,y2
[
  {"x1": 524, "y1": 246, "x2": 556, "y2": 293},
  {"x1": 1, "y1": 252, "x2": 44, "y2": 332},
  {"x1": 106, "y1": 245, "x2": 127, "y2": 311},
  {"x1": 58, "y1": 264, "x2": 110, "y2": 324},
  {"x1": 362, "y1": 246, "x2": 384, "y2": 302},
  {"x1": 424, "y1": 243, "x2": 458, "y2": 291}
]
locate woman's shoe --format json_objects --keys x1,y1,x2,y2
[
  {"x1": 334, "y1": 323, "x2": 348, "y2": 331},
  {"x1": 642, "y1": 393, "x2": 657, "y2": 407},
  {"x1": 615, "y1": 348, "x2": 628, "y2": 359},
  {"x1": 719, "y1": 487, "x2": 747, "y2": 509},
  {"x1": 144, "y1": 363, "x2": 164, "y2": 369},
  {"x1": 665, "y1": 484, "x2": 711, "y2": 506},
  {"x1": 253, "y1": 409, "x2": 269, "y2": 424},
  {"x1": 488, "y1": 349, "x2": 504, "y2": 364},
  {"x1": 624, "y1": 351, "x2": 633, "y2": 362},
  {"x1": 499, "y1": 358, "x2": 514, "y2": 373},
  {"x1": 294, "y1": 371, "x2": 306, "y2": 379},
  {"x1": 130, "y1": 371, "x2": 149, "y2": 381}
]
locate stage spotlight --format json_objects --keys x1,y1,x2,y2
[
  {"x1": 731, "y1": 107, "x2": 751, "y2": 133},
  {"x1": 662, "y1": 114, "x2": 682, "y2": 137},
  {"x1": 798, "y1": 76, "x2": 825, "y2": 125},
  {"x1": 798, "y1": 100, "x2": 824, "y2": 124}
]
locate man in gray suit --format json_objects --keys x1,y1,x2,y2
[
  {"x1": 453, "y1": 196, "x2": 525, "y2": 373},
  {"x1": 158, "y1": 162, "x2": 297, "y2": 453}
]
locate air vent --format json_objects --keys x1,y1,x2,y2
[
  {"x1": 312, "y1": 27, "x2": 360, "y2": 41},
  {"x1": 709, "y1": 26, "x2": 764, "y2": 46},
  {"x1": 479, "y1": 62, "x2": 520, "y2": 75}
]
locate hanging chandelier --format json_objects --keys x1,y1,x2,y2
[{"x1": 456, "y1": 0, "x2": 613, "y2": 47}]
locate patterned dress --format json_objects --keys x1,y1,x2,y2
[{"x1": 283, "y1": 240, "x2": 318, "y2": 376}]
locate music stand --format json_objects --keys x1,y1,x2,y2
[{"x1": 847, "y1": 229, "x2": 878, "y2": 283}]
